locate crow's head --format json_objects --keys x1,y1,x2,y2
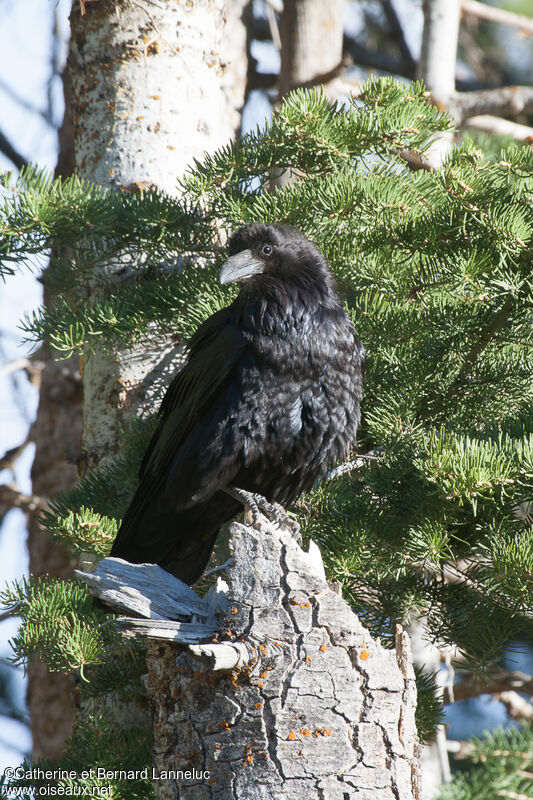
[{"x1": 220, "y1": 223, "x2": 336, "y2": 295}]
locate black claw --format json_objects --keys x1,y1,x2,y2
[{"x1": 224, "y1": 486, "x2": 301, "y2": 543}]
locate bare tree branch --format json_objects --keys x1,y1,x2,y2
[
  {"x1": 0, "y1": 357, "x2": 45, "y2": 382},
  {"x1": 498, "y1": 789, "x2": 533, "y2": 800},
  {"x1": 443, "y1": 670, "x2": 533, "y2": 705},
  {"x1": 465, "y1": 114, "x2": 533, "y2": 143},
  {"x1": 451, "y1": 85, "x2": 533, "y2": 123},
  {"x1": 382, "y1": 0, "x2": 417, "y2": 76},
  {"x1": 0, "y1": 77, "x2": 53, "y2": 126},
  {"x1": 0, "y1": 129, "x2": 28, "y2": 171},
  {"x1": 495, "y1": 691, "x2": 533, "y2": 723},
  {"x1": 455, "y1": 296, "x2": 515, "y2": 383},
  {"x1": 0, "y1": 439, "x2": 31, "y2": 473},
  {"x1": 461, "y1": 0, "x2": 533, "y2": 36},
  {"x1": 343, "y1": 34, "x2": 415, "y2": 79},
  {"x1": 265, "y1": 0, "x2": 281, "y2": 50},
  {"x1": 324, "y1": 448, "x2": 382, "y2": 482},
  {"x1": 0, "y1": 484, "x2": 47, "y2": 515},
  {"x1": 248, "y1": 70, "x2": 278, "y2": 91}
]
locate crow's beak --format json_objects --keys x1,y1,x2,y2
[{"x1": 219, "y1": 250, "x2": 265, "y2": 285}]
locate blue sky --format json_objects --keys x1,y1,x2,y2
[{"x1": 0, "y1": 0, "x2": 70, "y2": 768}]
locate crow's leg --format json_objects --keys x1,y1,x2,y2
[
  {"x1": 223, "y1": 486, "x2": 301, "y2": 544},
  {"x1": 223, "y1": 487, "x2": 261, "y2": 525}
]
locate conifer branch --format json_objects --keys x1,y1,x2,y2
[{"x1": 455, "y1": 296, "x2": 515, "y2": 383}]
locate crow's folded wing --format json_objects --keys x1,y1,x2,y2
[
  {"x1": 111, "y1": 304, "x2": 248, "y2": 559},
  {"x1": 139, "y1": 304, "x2": 247, "y2": 487}
]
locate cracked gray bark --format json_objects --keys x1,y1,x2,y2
[{"x1": 146, "y1": 518, "x2": 420, "y2": 800}]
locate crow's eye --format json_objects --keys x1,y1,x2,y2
[{"x1": 262, "y1": 244, "x2": 273, "y2": 257}]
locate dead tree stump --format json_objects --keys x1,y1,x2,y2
[{"x1": 144, "y1": 518, "x2": 420, "y2": 799}]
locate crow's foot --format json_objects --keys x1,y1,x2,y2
[{"x1": 224, "y1": 486, "x2": 301, "y2": 544}]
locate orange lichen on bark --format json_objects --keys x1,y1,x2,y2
[{"x1": 244, "y1": 744, "x2": 254, "y2": 765}]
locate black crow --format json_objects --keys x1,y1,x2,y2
[{"x1": 110, "y1": 223, "x2": 365, "y2": 584}]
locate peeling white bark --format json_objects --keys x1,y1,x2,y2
[{"x1": 76, "y1": 557, "x2": 213, "y2": 620}]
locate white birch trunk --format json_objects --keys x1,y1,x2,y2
[
  {"x1": 64, "y1": 0, "x2": 247, "y2": 735},
  {"x1": 417, "y1": 0, "x2": 461, "y2": 167},
  {"x1": 279, "y1": 0, "x2": 345, "y2": 98},
  {"x1": 274, "y1": 0, "x2": 344, "y2": 187},
  {"x1": 70, "y1": 0, "x2": 245, "y2": 193},
  {"x1": 68, "y1": 0, "x2": 248, "y2": 465}
]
